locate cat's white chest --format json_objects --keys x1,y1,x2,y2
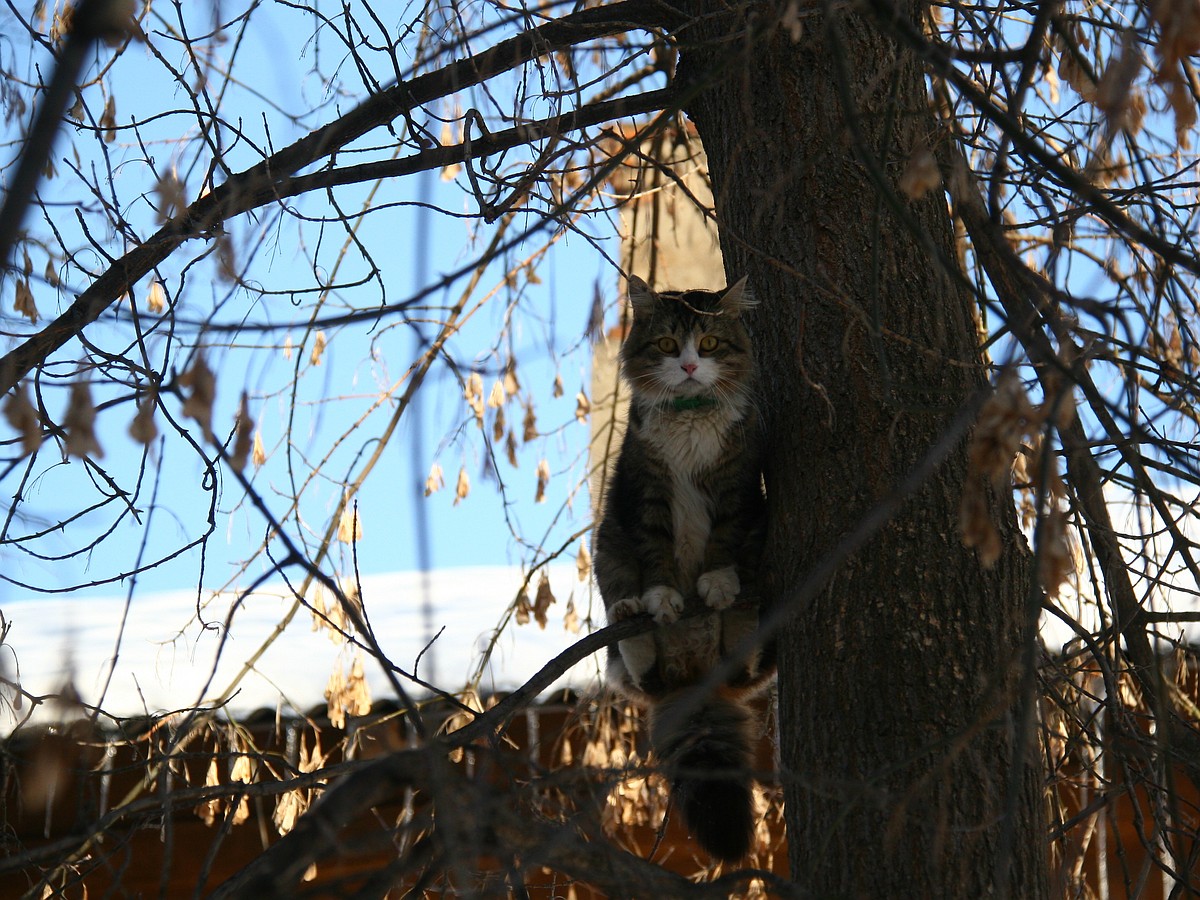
[
  {"x1": 670, "y1": 474, "x2": 709, "y2": 576},
  {"x1": 640, "y1": 404, "x2": 742, "y2": 578},
  {"x1": 641, "y1": 406, "x2": 734, "y2": 476}
]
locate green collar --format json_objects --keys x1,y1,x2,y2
[{"x1": 663, "y1": 396, "x2": 718, "y2": 412}]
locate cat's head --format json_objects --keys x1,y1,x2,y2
[{"x1": 621, "y1": 275, "x2": 756, "y2": 410}]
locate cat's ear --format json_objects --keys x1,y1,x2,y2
[
  {"x1": 627, "y1": 274, "x2": 656, "y2": 318},
  {"x1": 719, "y1": 276, "x2": 755, "y2": 317}
]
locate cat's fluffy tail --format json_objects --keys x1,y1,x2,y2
[{"x1": 650, "y1": 689, "x2": 757, "y2": 863}]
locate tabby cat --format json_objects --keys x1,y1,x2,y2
[{"x1": 594, "y1": 274, "x2": 774, "y2": 863}]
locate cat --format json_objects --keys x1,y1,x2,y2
[{"x1": 594, "y1": 274, "x2": 774, "y2": 863}]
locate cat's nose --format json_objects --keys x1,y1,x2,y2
[{"x1": 681, "y1": 363, "x2": 698, "y2": 376}]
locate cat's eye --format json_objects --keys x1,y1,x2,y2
[
  {"x1": 698, "y1": 335, "x2": 719, "y2": 352},
  {"x1": 656, "y1": 337, "x2": 679, "y2": 354}
]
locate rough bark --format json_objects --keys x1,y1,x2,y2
[{"x1": 676, "y1": 2, "x2": 1050, "y2": 896}]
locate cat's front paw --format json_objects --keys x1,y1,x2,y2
[
  {"x1": 607, "y1": 597, "x2": 644, "y2": 623},
  {"x1": 642, "y1": 586, "x2": 684, "y2": 623},
  {"x1": 697, "y1": 566, "x2": 740, "y2": 610}
]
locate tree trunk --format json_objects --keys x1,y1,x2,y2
[{"x1": 677, "y1": 3, "x2": 1050, "y2": 897}]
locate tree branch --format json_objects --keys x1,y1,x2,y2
[{"x1": 0, "y1": 0, "x2": 679, "y2": 395}]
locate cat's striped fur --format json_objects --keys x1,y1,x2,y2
[{"x1": 595, "y1": 275, "x2": 774, "y2": 863}]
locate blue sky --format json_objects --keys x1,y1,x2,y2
[{"x1": 0, "y1": 2, "x2": 628, "y2": 608}]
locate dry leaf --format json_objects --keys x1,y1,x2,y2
[
  {"x1": 146, "y1": 279, "x2": 166, "y2": 314},
  {"x1": 230, "y1": 392, "x2": 254, "y2": 471},
  {"x1": 899, "y1": 146, "x2": 940, "y2": 200},
  {"x1": 273, "y1": 788, "x2": 307, "y2": 836},
  {"x1": 968, "y1": 372, "x2": 1036, "y2": 490},
  {"x1": 464, "y1": 372, "x2": 484, "y2": 424},
  {"x1": 492, "y1": 405, "x2": 506, "y2": 442},
  {"x1": 324, "y1": 661, "x2": 346, "y2": 729},
  {"x1": 454, "y1": 466, "x2": 470, "y2": 505},
  {"x1": 216, "y1": 233, "x2": 239, "y2": 283},
  {"x1": 325, "y1": 652, "x2": 371, "y2": 729},
  {"x1": 587, "y1": 282, "x2": 605, "y2": 343},
  {"x1": 179, "y1": 356, "x2": 216, "y2": 441},
  {"x1": 5, "y1": 383, "x2": 42, "y2": 455},
  {"x1": 195, "y1": 757, "x2": 221, "y2": 826},
  {"x1": 1037, "y1": 505, "x2": 1072, "y2": 598},
  {"x1": 781, "y1": 0, "x2": 803, "y2": 41},
  {"x1": 337, "y1": 500, "x2": 363, "y2": 544},
  {"x1": 960, "y1": 481, "x2": 1001, "y2": 567},
  {"x1": 100, "y1": 95, "x2": 117, "y2": 143},
  {"x1": 64, "y1": 381, "x2": 103, "y2": 459},
  {"x1": 575, "y1": 390, "x2": 590, "y2": 423},
  {"x1": 522, "y1": 404, "x2": 538, "y2": 442},
  {"x1": 251, "y1": 429, "x2": 267, "y2": 468},
  {"x1": 563, "y1": 594, "x2": 580, "y2": 634},
  {"x1": 310, "y1": 331, "x2": 327, "y2": 366},
  {"x1": 535, "y1": 458, "x2": 550, "y2": 503},
  {"x1": 425, "y1": 461, "x2": 445, "y2": 496},
  {"x1": 515, "y1": 586, "x2": 531, "y2": 626},
  {"x1": 128, "y1": 388, "x2": 158, "y2": 446},
  {"x1": 439, "y1": 120, "x2": 462, "y2": 182},
  {"x1": 14, "y1": 278, "x2": 38, "y2": 324},
  {"x1": 503, "y1": 360, "x2": 521, "y2": 397},
  {"x1": 576, "y1": 541, "x2": 591, "y2": 581},
  {"x1": 534, "y1": 574, "x2": 555, "y2": 629},
  {"x1": 552, "y1": 373, "x2": 564, "y2": 398},
  {"x1": 155, "y1": 170, "x2": 185, "y2": 222}
]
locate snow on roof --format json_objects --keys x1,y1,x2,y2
[{"x1": 1, "y1": 565, "x2": 599, "y2": 730}]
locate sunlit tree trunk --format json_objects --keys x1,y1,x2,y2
[{"x1": 678, "y1": 3, "x2": 1050, "y2": 896}]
